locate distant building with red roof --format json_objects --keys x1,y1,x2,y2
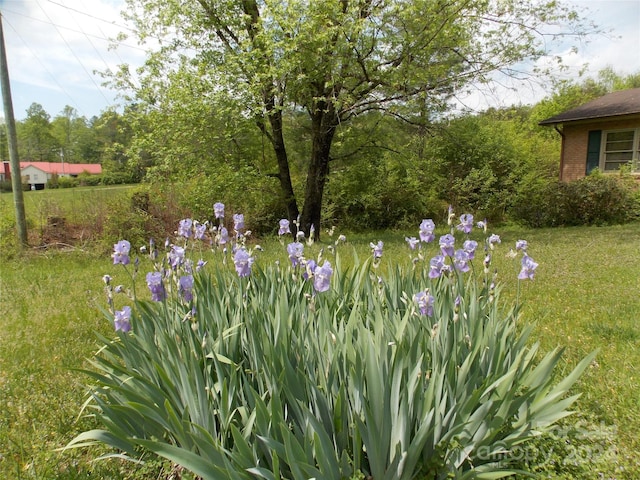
[{"x1": 1, "y1": 161, "x2": 102, "y2": 189}]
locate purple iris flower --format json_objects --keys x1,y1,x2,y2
[
  {"x1": 114, "y1": 306, "x2": 131, "y2": 332},
  {"x1": 463, "y1": 240, "x2": 478, "y2": 260},
  {"x1": 439, "y1": 234, "x2": 455, "y2": 257},
  {"x1": 456, "y1": 214, "x2": 474, "y2": 234},
  {"x1": 233, "y1": 214, "x2": 245, "y2": 233},
  {"x1": 488, "y1": 234, "x2": 501, "y2": 249},
  {"x1": 233, "y1": 248, "x2": 254, "y2": 277},
  {"x1": 287, "y1": 242, "x2": 304, "y2": 267},
  {"x1": 179, "y1": 275, "x2": 194, "y2": 302},
  {"x1": 169, "y1": 245, "x2": 185, "y2": 269},
  {"x1": 312, "y1": 261, "x2": 333, "y2": 293},
  {"x1": 278, "y1": 219, "x2": 291, "y2": 236},
  {"x1": 414, "y1": 290, "x2": 434, "y2": 317},
  {"x1": 194, "y1": 222, "x2": 207, "y2": 240},
  {"x1": 516, "y1": 240, "x2": 528, "y2": 251},
  {"x1": 112, "y1": 240, "x2": 131, "y2": 265},
  {"x1": 419, "y1": 219, "x2": 435, "y2": 243},
  {"x1": 483, "y1": 254, "x2": 492, "y2": 273},
  {"x1": 178, "y1": 218, "x2": 193, "y2": 238},
  {"x1": 146, "y1": 271, "x2": 166, "y2": 302},
  {"x1": 196, "y1": 259, "x2": 207, "y2": 271},
  {"x1": 429, "y1": 255, "x2": 447, "y2": 279},
  {"x1": 453, "y1": 249, "x2": 470, "y2": 273},
  {"x1": 218, "y1": 227, "x2": 229, "y2": 245},
  {"x1": 476, "y1": 219, "x2": 487, "y2": 232},
  {"x1": 405, "y1": 236, "x2": 420, "y2": 250},
  {"x1": 518, "y1": 254, "x2": 538, "y2": 280},
  {"x1": 214, "y1": 202, "x2": 225, "y2": 219},
  {"x1": 370, "y1": 241, "x2": 384, "y2": 259},
  {"x1": 303, "y1": 259, "x2": 317, "y2": 281}
]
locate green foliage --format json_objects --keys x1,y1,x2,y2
[
  {"x1": 324, "y1": 152, "x2": 439, "y2": 231},
  {"x1": 417, "y1": 110, "x2": 558, "y2": 224},
  {"x1": 69, "y1": 230, "x2": 595, "y2": 478},
  {"x1": 0, "y1": 209, "x2": 19, "y2": 258},
  {"x1": 167, "y1": 166, "x2": 286, "y2": 236},
  {"x1": 101, "y1": 186, "x2": 174, "y2": 251},
  {"x1": 109, "y1": 0, "x2": 594, "y2": 234},
  {"x1": 0, "y1": 180, "x2": 12, "y2": 193},
  {"x1": 511, "y1": 171, "x2": 640, "y2": 227},
  {"x1": 57, "y1": 176, "x2": 79, "y2": 188}
]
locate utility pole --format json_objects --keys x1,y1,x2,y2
[{"x1": 0, "y1": 12, "x2": 27, "y2": 247}]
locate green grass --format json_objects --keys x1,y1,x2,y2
[
  {"x1": 1, "y1": 223, "x2": 639, "y2": 478},
  {"x1": 0, "y1": 185, "x2": 134, "y2": 225}
]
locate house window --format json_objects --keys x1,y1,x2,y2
[{"x1": 602, "y1": 128, "x2": 640, "y2": 172}]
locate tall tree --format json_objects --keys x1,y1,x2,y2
[
  {"x1": 51, "y1": 106, "x2": 99, "y2": 163},
  {"x1": 114, "y1": 0, "x2": 592, "y2": 237},
  {"x1": 19, "y1": 103, "x2": 56, "y2": 161}
]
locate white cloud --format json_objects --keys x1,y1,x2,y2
[
  {"x1": 2, "y1": 0, "x2": 639, "y2": 120},
  {"x1": 454, "y1": 0, "x2": 640, "y2": 111},
  {"x1": 1, "y1": 0, "x2": 144, "y2": 119}
]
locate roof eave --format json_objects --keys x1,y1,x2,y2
[{"x1": 539, "y1": 111, "x2": 640, "y2": 127}]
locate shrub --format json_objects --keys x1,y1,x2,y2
[
  {"x1": 78, "y1": 173, "x2": 103, "y2": 186},
  {"x1": 67, "y1": 208, "x2": 596, "y2": 479},
  {"x1": 101, "y1": 171, "x2": 136, "y2": 185},
  {"x1": 511, "y1": 171, "x2": 640, "y2": 227},
  {"x1": 323, "y1": 155, "x2": 438, "y2": 231},
  {"x1": 57, "y1": 176, "x2": 78, "y2": 188},
  {"x1": 100, "y1": 187, "x2": 177, "y2": 252}
]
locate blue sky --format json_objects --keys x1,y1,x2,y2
[{"x1": 1, "y1": 0, "x2": 639, "y2": 121}]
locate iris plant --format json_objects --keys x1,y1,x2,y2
[
  {"x1": 233, "y1": 248, "x2": 254, "y2": 278},
  {"x1": 146, "y1": 272, "x2": 166, "y2": 302},
  {"x1": 213, "y1": 202, "x2": 225, "y2": 220},
  {"x1": 312, "y1": 261, "x2": 333, "y2": 293},
  {"x1": 518, "y1": 254, "x2": 538, "y2": 280},
  {"x1": 456, "y1": 214, "x2": 474, "y2": 234},
  {"x1": 233, "y1": 214, "x2": 245, "y2": 233},
  {"x1": 114, "y1": 306, "x2": 131, "y2": 332},
  {"x1": 439, "y1": 234, "x2": 455, "y2": 257},
  {"x1": 419, "y1": 219, "x2": 435, "y2": 243},
  {"x1": 370, "y1": 241, "x2": 384, "y2": 259},
  {"x1": 414, "y1": 289, "x2": 434, "y2": 317},
  {"x1": 278, "y1": 219, "x2": 291, "y2": 236},
  {"x1": 178, "y1": 218, "x2": 193, "y2": 238},
  {"x1": 112, "y1": 240, "x2": 131, "y2": 265}
]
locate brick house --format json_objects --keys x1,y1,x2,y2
[{"x1": 539, "y1": 88, "x2": 640, "y2": 181}]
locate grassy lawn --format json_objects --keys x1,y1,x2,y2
[
  {"x1": 0, "y1": 219, "x2": 639, "y2": 478},
  {"x1": 0, "y1": 186, "x2": 136, "y2": 252}
]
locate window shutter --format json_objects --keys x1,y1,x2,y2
[{"x1": 586, "y1": 130, "x2": 601, "y2": 175}]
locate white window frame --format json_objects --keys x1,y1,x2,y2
[{"x1": 600, "y1": 128, "x2": 640, "y2": 173}]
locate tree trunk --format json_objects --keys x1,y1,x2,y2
[
  {"x1": 300, "y1": 105, "x2": 338, "y2": 240},
  {"x1": 267, "y1": 108, "x2": 299, "y2": 224},
  {"x1": 241, "y1": 0, "x2": 299, "y2": 225}
]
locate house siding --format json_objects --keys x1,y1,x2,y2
[
  {"x1": 21, "y1": 165, "x2": 49, "y2": 185},
  {"x1": 560, "y1": 117, "x2": 640, "y2": 181}
]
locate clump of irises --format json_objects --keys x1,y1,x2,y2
[
  {"x1": 407, "y1": 208, "x2": 537, "y2": 317},
  {"x1": 104, "y1": 203, "x2": 537, "y2": 333}
]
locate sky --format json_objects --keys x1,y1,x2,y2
[{"x1": 0, "y1": 0, "x2": 639, "y2": 121}]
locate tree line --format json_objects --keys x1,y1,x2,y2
[
  {"x1": 0, "y1": 103, "x2": 141, "y2": 184},
  {"x1": 5, "y1": 67, "x2": 640, "y2": 231}
]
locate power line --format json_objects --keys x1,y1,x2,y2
[
  {"x1": 46, "y1": 0, "x2": 140, "y2": 38},
  {"x1": 35, "y1": 0, "x2": 113, "y2": 107},
  {"x1": 1, "y1": 5, "x2": 147, "y2": 53},
  {"x1": 1, "y1": 15, "x2": 85, "y2": 116}
]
